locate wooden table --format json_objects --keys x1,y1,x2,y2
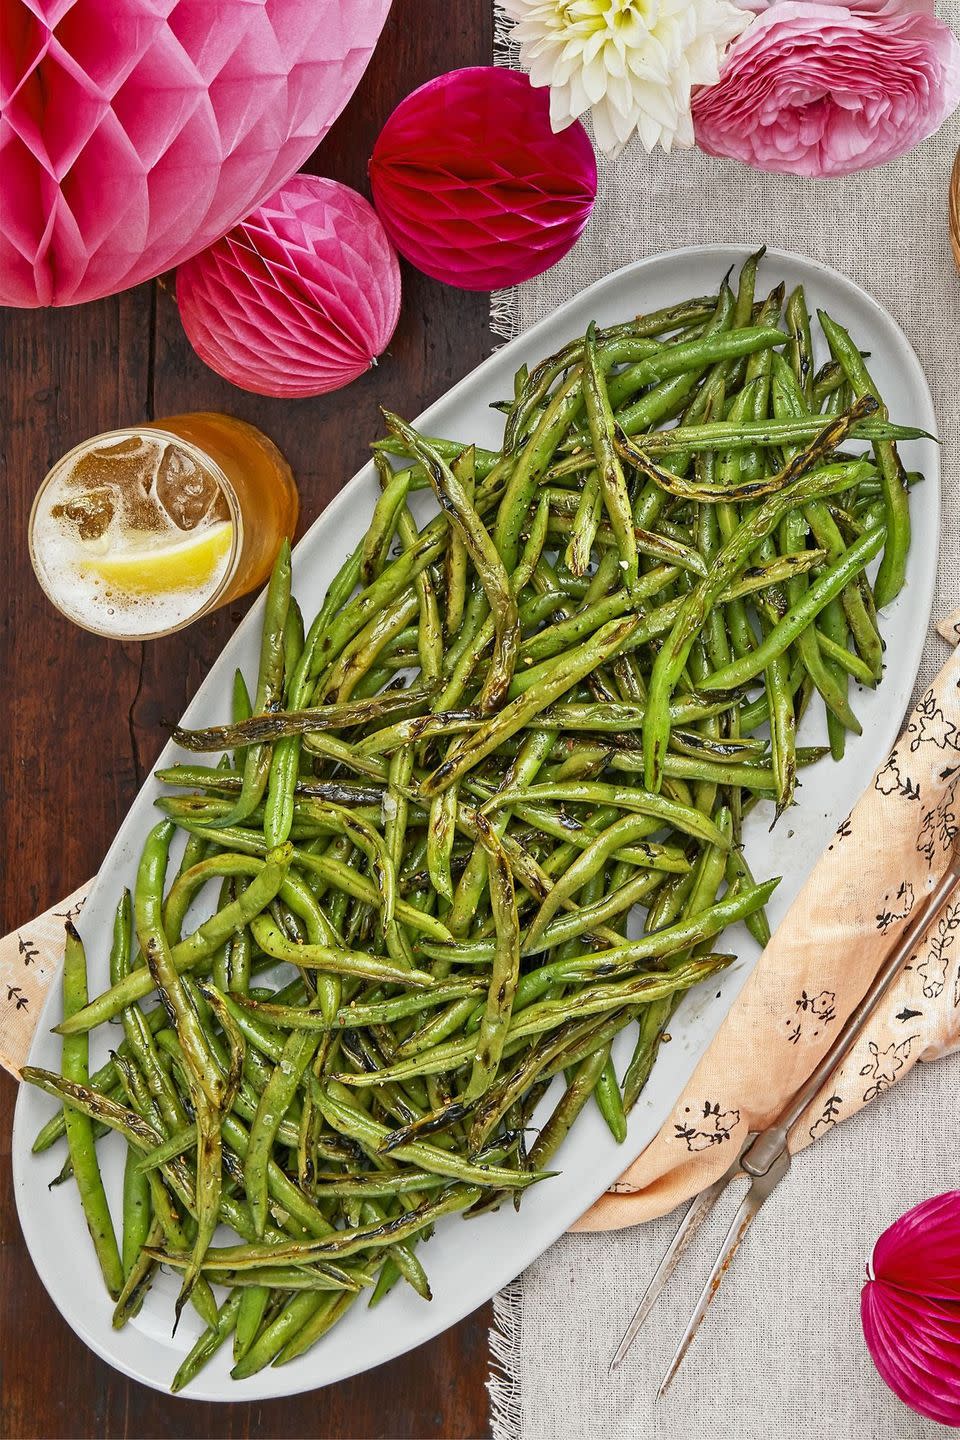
[{"x1": 0, "y1": 5, "x2": 495, "y2": 1434}]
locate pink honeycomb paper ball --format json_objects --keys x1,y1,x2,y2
[
  {"x1": 368, "y1": 67, "x2": 597, "y2": 292},
  {"x1": 0, "y1": 0, "x2": 391, "y2": 307},
  {"x1": 176, "y1": 175, "x2": 401, "y2": 398}
]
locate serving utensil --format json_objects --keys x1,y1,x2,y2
[{"x1": 610, "y1": 829, "x2": 960, "y2": 1393}]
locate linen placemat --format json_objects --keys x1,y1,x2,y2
[{"x1": 489, "y1": 10, "x2": 960, "y2": 1436}]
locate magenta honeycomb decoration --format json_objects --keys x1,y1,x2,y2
[
  {"x1": 176, "y1": 174, "x2": 401, "y2": 398},
  {"x1": 0, "y1": 0, "x2": 391, "y2": 307},
  {"x1": 369, "y1": 67, "x2": 597, "y2": 292}
]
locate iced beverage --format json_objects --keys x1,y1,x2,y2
[{"x1": 29, "y1": 414, "x2": 298, "y2": 640}]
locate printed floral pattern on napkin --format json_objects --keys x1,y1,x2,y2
[{"x1": 0, "y1": 886, "x2": 88, "y2": 1078}]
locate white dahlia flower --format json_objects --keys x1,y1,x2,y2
[{"x1": 500, "y1": 0, "x2": 752, "y2": 155}]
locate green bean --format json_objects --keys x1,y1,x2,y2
[
  {"x1": 612, "y1": 328, "x2": 788, "y2": 440},
  {"x1": 334, "y1": 955, "x2": 733, "y2": 1088},
  {"x1": 112, "y1": 887, "x2": 156, "y2": 1284},
  {"x1": 386, "y1": 414, "x2": 520, "y2": 711},
  {"x1": 57, "y1": 846, "x2": 292, "y2": 1034},
  {"x1": 23, "y1": 1067, "x2": 164, "y2": 1154},
  {"x1": 523, "y1": 814, "x2": 685, "y2": 949},
  {"x1": 725, "y1": 846, "x2": 772, "y2": 947},
  {"x1": 233, "y1": 1285, "x2": 271, "y2": 1364},
  {"x1": 629, "y1": 416, "x2": 927, "y2": 454},
  {"x1": 513, "y1": 881, "x2": 778, "y2": 1008},
  {"x1": 445, "y1": 446, "x2": 475, "y2": 636},
  {"x1": 172, "y1": 1289, "x2": 243, "y2": 1393},
  {"x1": 220, "y1": 1108, "x2": 333, "y2": 1239},
  {"x1": 354, "y1": 709, "x2": 481, "y2": 756},
  {"x1": 112, "y1": 1217, "x2": 163, "y2": 1328},
  {"x1": 494, "y1": 364, "x2": 586, "y2": 571},
  {"x1": 642, "y1": 444, "x2": 875, "y2": 790},
  {"x1": 231, "y1": 979, "x2": 484, "y2": 1031},
  {"x1": 162, "y1": 824, "x2": 451, "y2": 942},
  {"x1": 174, "y1": 682, "x2": 439, "y2": 751},
  {"x1": 121, "y1": 1128, "x2": 152, "y2": 1280},
  {"x1": 803, "y1": 501, "x2": 884, "y2": 681},
  {"x1": 698, "y1": 526, "x2": 885, "y2": 692},
  {"x1": 816, "y1": 629, "x2": 876, "y2": 685},
  {"x1": 60, "y1": 924, "x2": 124, "y2": 1299},
  {"x1": 819, "y1": 309, "x2": 910, "y2": 606},
  {"x1": 249, "y1": 914, "x2": 434, "y2": 987},
  {"x1": 610, "y1": 747, "x2": 828, "y2": 793},
  {"x1": 319, "y1": 588, "x2": 420, "y2": 704},
  {"x1": 363, "y1": 461, "x2": 411, "y2": 584},
  {"x1": 133, "y1": 823, "x2": 231, "y2": 1316},
  {"x1": 786, "y1": 285, "x2": 815, "y2": 405},
  {"x1": 583, "y1": 324, "x2": 640, "y2": 595},
  {"x1": 612, "y1": 325, "x2": 785, "y2": 409},
  {"x1": 316, "y1": 1088, "x2": 549, "y2": 1191},
  {"x1": 531, "y1": 1046, "x2": 612, "y2": 1169},
  {"x1": 436, "y1": 497, "x2": 550, "y2": 714},
  {"x1": 482, "y1": 781, "x2": 730, "y2": 849},
  {"x1": 213, "y1": 541, "x2": 290, "y2": 828},
  {"x1": 301, "y1": 730, "x2": 389, "y2": 780},
  {"x1": 539, "y1": 697, "x2": 736, "y2": 731},
  {"x1": 447, "y1": 726, "x2": 556, "y2": 938},
  {"x1": 274, "y1": 1292, "x2": 359, "y2": 1366},
  {"x1": 622, "y1": 999, "x2": 671, "y2": 1114},
  {"x1": 593, "y1": 1046, "x2": 627, "y2": 1143},
  {"x1": 421, "y1": 615, "x2": 639, "y2": 796},
  {"x1": 200, "y1": 1264, "x2": 366, "y2": 1291},
  {"x1": 463, "y1": 816, "x2": 521, "y2": 1101},
  {"x1": 134, "y1": 1124, "x2": 198, "y2": 1173},
  {"x1": 230, "y1": 1293, "x2": 327, "y2": 1379},
  {"x1": 427, "y1": 783, "x2": 458, "y2": 903},
  {"x1": 513, "y1": 583, "x2": 658, "y2": 672},
  {"x1": 232, "y1": 666, "x2": 252, "y2": 726},
  {"x1": 158, "y1": 765, "x2": 382, "y2": 807},
  {"x1": 565, "y1": 467, "x2": 601, "y2": 576},
  {"x1": 503, "y1": 296, "x2": 717, "y2": 450},
  {"x1": 245, "y1": 1027, "x2": 322, "y2": 1236},
  {"x1": 519, "y1": 868, "x2": 663, "y2": 957},
  {"x1": 283, "y1": 597, "x2": 304, "y2": 687},
  {"x1": 31, "y1": 1006, "x2": 169, "y2": 1154}
]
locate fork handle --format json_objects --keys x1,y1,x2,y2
[{"x1": 743, "y1": 840, "x2": 960, "y2": 1177}]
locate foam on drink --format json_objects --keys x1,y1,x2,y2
[{"x1": 31, "y1": 432, "x2": 235, "y2": 639}]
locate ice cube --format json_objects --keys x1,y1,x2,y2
[
  {"x1": 62, "y1": 436, "x2": 153, "y2": 492},
  {"x1": 154, "y1": 442, "x2": 222, "y2": 530},
  {"x1": 61, "y1": 435, "x2": 167, "y2": 533},
  {"x1": 51, "y1": 485, "x2": 116, "y2": 540}
]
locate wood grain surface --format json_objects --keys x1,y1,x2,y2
[{"x1": 0, "y1": 5, "x2": 494, "y2": 1435}]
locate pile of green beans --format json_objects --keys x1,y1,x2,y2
[{"x1": 25, "y1": 251, "x2": 924, "y2": 1389}]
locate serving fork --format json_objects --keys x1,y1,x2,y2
[{"x1": 609, "y1": 830, "x2": 960, "y2": 1394}]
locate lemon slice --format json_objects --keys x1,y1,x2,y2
[{"x1": 83, "y1": 521, "x2": 233, "y2": 595}]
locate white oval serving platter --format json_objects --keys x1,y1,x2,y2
[{"x1": 13, "y1": 246, "x2": 941, "y2": 1399}]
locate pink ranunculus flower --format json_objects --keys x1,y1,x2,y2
[
  {"x1": 737, "y1": 1, "x2": 935, "y2": 11},
  {"x1": 693, "y1": 0, "x2": 960, "y2": 177}
]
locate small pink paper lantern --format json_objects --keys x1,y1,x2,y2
[
  {"x1": 176, "y1": 175, "x2": 401, "y2": 398},
  {"x1": 0, "y1": 0, "x2": 392, "y2": 308},
  {"x1": 862, "y1": 1191, "x2": 960, "y2": 1426},
  {"x1": 369, "y1": 67, "x2": 596, "y2": 292}
]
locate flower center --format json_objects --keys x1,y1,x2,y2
[{"x1": 559, "y1": 0, "x2": 656, "y2": 31}]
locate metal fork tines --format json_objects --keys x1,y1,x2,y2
[{"x1": 609, "y1": 834, "x2": 960, "y2": 1395}]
